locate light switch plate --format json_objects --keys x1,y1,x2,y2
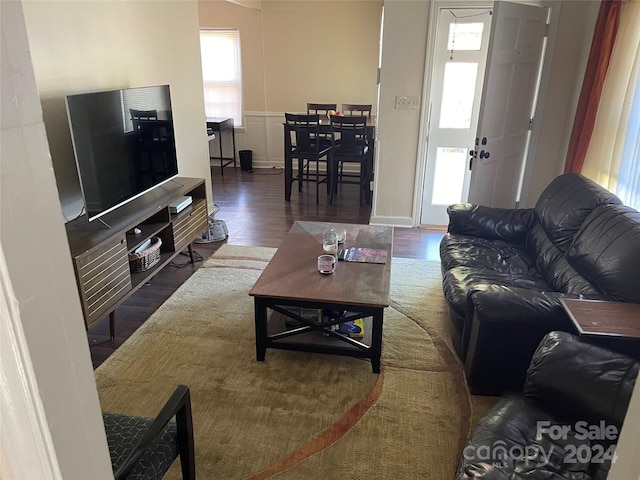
[{"x1": 395, "y1": 95, "x2": 420, "y2": 110}]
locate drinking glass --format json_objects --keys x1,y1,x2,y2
[
  {"x1": 322, "y1": 231, "x2": 338, "y2": 255},
  {"x1": 332, "y1": 227, "x2": 347, "y2": 244},
  {"x1": 317, "y1": 254, "x2": 336, "y2": 274}
]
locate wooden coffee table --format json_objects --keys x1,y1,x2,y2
[{"x1": 249, "y1": 221, "x2": 393, "y2": 373}]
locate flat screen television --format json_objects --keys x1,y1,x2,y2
[{"x1": 66, "y1": 84, "x2": 179, "y2": 222}]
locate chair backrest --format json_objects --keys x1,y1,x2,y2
[
  {"x1": 130, "y1": 109, "x2": 158, "y2": 121},
  {"x1": 284, "y1": 113, "x2": 321, "y2": 154},
  {"x1": 330, "y1": 115, "x2": 367, "y2": 152},
  {"x1": 104, "y1": 385, "x2": 195, "y2": 480},
  {"x1": 307, "y1": 103, "x2": 337, "y2": 116},
  {"x1": 342, "y1": 104, "x2": 372, "y2": 117}
]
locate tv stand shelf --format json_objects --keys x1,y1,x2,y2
[{"x1": 65, "y1": 177, "x2": 208, "y2": 339}]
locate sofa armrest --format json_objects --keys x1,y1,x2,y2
[
  {"x1": 447, "y1": 204, "x2": 535, "y2": 243},
  {"x1": 524, "y1": 331, "x2": 639, "y2": 427},
  {"x1": 462, "y1": 285, "x2": 574, "y2": 394}
]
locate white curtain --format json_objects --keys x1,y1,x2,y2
[{"x1": 582, "y1": 0, "x2": 640, "y2": 209}]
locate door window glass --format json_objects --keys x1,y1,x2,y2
[
  {"x1": 447, "y1": 22, "x2": 484, "y2": 51},
  {"x1": 439, "y1": 63, "x2": 478, "y2": 129},
  {"x1": 432, "y1": 147, "x2": 467, "y2": 205}
]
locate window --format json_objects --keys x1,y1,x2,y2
[
  {"x1": 199, "y1": 29, "x2": 243, "y2": 127},
  {"x1": 616, "y1": 74, "x2": 640, "y2": 209}
]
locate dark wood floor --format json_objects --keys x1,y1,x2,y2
[{"x1": 89, "y1": 166, "x2": 445, "y2": 368}]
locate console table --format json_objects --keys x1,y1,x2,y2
[
  {"x1": 206, "y1": 117, "x2": 237, "y2": 175},
  {"x1": 65, "y1": 177, "x2": 208, "y2": 340}
]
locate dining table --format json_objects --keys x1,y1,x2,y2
[{"x1": 283, "y1": 115, "x2": 376, "y2": 202}]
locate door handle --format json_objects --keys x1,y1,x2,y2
[
  {"x1": 481, "y1": 137, "x2": 487, "y2": 145},
  {"x1": 480, "y1": 150, "x2": 490, "y2": 159},
  {"x1": 469, "y1": 157, "x2": 473, "y2": 170}
]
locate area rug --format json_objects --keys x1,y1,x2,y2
[{"x1": 94, "y1": 244, "x2": 498, "y2": 479}]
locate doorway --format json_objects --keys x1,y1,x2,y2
[{"x1": 419, "y1": 4, "x2": 493, "y2": 226}]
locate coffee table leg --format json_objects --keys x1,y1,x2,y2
[
  {"x1": 370, "y1": 309, "x2": 383, "y2": 373},
  {"x1": 254, "y1": 298, "x2": 268, "y2": 361}
]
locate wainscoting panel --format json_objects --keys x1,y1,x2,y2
[{"x1": 234, "y1": 112, "x2": 286, "y2": 169}]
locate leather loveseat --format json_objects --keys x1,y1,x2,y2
[
  {"x1": 455, "y1": 331, "x2": 639, "y2": 480},
  {"x1": 440, "y1": 173, "x2": 640, "y2": 394}
]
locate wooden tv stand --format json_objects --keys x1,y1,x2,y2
[{"x1": 65, "y1": 177, "x2": 208, "y2": 339}]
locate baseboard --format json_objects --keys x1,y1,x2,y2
[{"x1": 369, "y1": 215, "x2": 414, "y2": 228}]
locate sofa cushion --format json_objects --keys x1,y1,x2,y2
[
  {"x1": 446, "y1": 204, "x2": 535, "y2": 243},
  {"x1": 440, "y1": 234, "x2": 537, "y2": 275},
  {"x1": 442, "y1": 266, "x2": 550, "y2": 319},
  {"x1": 526, "y1": 223, "x2": 602, "y2": 297},
  {"x1": 534, "y1": 174, "x2": 621, "y2": 253},
  {"x1": 566, "y1": 204, "x2": 640, "y2": 302}
]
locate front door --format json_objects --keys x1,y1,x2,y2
[
  {"x1": 467, "y1": 1, "x2": 548, "y2": 208},
  {"x1": 420, "y1": 5, "x2": 492, "y2": 226}
]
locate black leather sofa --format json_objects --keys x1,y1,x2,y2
[
  {"x1": 440, "y1": 173, "x2": 640, "y2": 394},
  {"x1": 455, "y1": 331, "x2": 639, "y2": 480}
]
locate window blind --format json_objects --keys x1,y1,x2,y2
[{"x1": 200, "y1": 29, "x2": 243, "y2": 127}]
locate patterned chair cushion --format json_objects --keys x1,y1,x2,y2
[{"x1": 103, "y1": 412, "x2": 178, "y2": 479}]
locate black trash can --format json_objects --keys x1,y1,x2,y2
[{"x1": 239, "y1": 150, "x2": 253, "y2": 172}]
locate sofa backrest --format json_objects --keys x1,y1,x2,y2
[
  {"x1": 566, "y1": 204, "x2": 640, "y2": 302},
  {"x1": 524, "y1": 331, "x2": 639, "y2": 428},
  {"x1": 534, "y1": 173, "x2": 622, "y2": 253},
  {"x1": 527, "y1": 174, "x2": 623, "y2": 295}
]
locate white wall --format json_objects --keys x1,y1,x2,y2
[
  {"x1": 1, "y1": 1, "x2": 112, "y2": 477},
  {"x1": 373, "y1": 0, "x2": 430, "y2": 227}
]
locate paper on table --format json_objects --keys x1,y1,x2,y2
[{"x1": 338, "y1": 247, "x2": 387, "y2": 264}]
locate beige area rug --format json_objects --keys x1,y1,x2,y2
[{"x1": 95, "y1": 244, "x2": 499, "y2": 479}]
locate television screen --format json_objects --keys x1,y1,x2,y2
[{"x1": 66, "y1": 84, "x2": 178, "y2": 221}]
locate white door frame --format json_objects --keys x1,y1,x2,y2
[
  {"x1": 412, "y1": 0, "x2": 561, "y2": 226},
  {"x1": 419, "y1": 4, "x2": 492, "y2": 226}
]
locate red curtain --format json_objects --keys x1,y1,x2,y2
[{"x1": 564, "y1": 0, "x2": 621, "y2": 174}]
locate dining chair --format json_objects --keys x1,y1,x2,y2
[
  {"x1": 284, "y1": 113, "x2": 332, "y2": 204},
  {"x1": 306, "y1": 103, "x2": 336, "y2": 149},
  {"x1": 341, "y1": 104, "x2": 372, "y2": 117},
  {"x1": 306, "y1": 103, "x2": 337, "y2": 116},
  {"x1": 329, "y1": 115, "x2": 371, "y2": 205},
  {"x1": 103, "y1": 385, "x2": 195, "y2": 480}
]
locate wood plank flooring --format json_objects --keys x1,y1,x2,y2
[{"x1": 89, "y1": 166, "x2": 445, "y2": 368}]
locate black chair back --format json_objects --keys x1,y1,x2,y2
[
  {"x1": 285, "y1": 113, "x2": 323, "y2": 155},
  {"x1": 307, "y1": 103, "x2": 337, "y2": 116},
  {"x1": 330, "y1": 115, "x2": 368, "y2": 155},
  {"x1": 341, "y1": 103, "x2": 372, "y2": 117}
]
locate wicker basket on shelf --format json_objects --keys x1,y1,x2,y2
[{"x1": 128, "y1": 237, "x2": 162, "y2": 272}]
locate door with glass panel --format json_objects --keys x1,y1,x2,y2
[{"x1": 420, "y1": 6, "x2": 492, "y2": 226}]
